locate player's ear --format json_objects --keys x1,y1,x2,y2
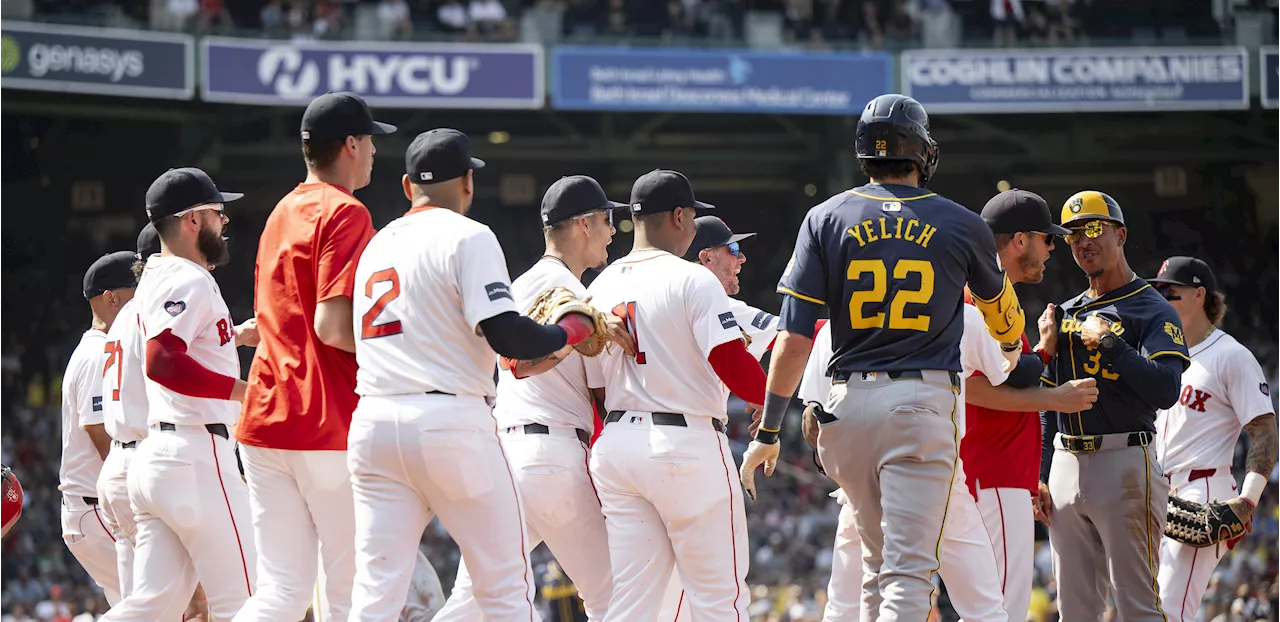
[
  {"x1": 1115, "y1": 225, "x2": 1127, "y2": 246},
  {"x1": 401, "y1": 174, "x2": 413, "y2": 201},
  {"x1": 463, "y1": 170, "x2": 474, "y2": 197}
]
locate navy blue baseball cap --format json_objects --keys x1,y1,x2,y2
[
  {"x1": 629, "y1": 170, "x2": 713, "y2": 214},
  {"x1": 1149, "y1": 256, "x2": 1218, "y2": 293},
  {"x1": 83, "y1": 251, "x2": 139, "y2": 300},
  {"x1": 145, "y1": 168, "x2": 242, "y2": 222},
  {"x1": 540, "y1": 176, "x2": 626, "y2": 226},
  {"x1": 136, "y1": 223, "x2": 161, "y2": 259},
  {"x1": 683, "y1": 216, "x2": 755, "y2": 261},
  {"x1": 981, "y1": 189, "x2": 1070, "y2": 236},
  {"x1": 406, "y1": 129, "x2": 485, "y2": 184},
  {"x1": 301, "y1": 92, "x2": 396, "y2": 142}
]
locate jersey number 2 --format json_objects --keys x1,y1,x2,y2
[
  {"x1": 361, "y1": 268, "x2": 403, "y2": 339},
  {"x1": 102, "y1": 340, "x2": 123, "y2": 401},
  {"x1": 611, "y1": 301, "x2": 647, "y2": 364},
  {"x1": 847, "y1": 259, "x2": 934, "y2": 331}
]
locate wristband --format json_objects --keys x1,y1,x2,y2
[
  {"x1": 1241, "y1": 471, "x2": 1267, "y2": 507},
  {"x1": 1036, "y1": 349, "x2": 1051, "y2": 365},
  {"x1": 754, "y1": 391, "x2": 791, "y2": 444}
]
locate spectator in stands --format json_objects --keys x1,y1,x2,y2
[
  {"x1": 469, "y1": 0, "x2": 517, "y2": 38},
  {"x1": 0, "y1": 604, "x2": 35, "y2": 622},
  {"x1": 562, "y1": 0, "x2": 601, "y2": 38},
  {"x1": 991, "y1": 0, "x2": 1024, "y2": 46},
  {"x1": 195, "y1": 0, "x2": 234, "y2": 32},
  {"x1": 379, "y1": 0, "x2": 414, "y2": 39},
  {"x1": 165, "y1": 0, "x2": 199, "y2": 30},
  {"x1": 693, "y1": 0, "x2": 736, "y2": 39},
  {"x1": 662, "y1": 0, "x2": 693, "y2": 40},
  {"x1": 783, "y1": 0, "x2": 814, "y2": 42},
  {"x1": 602, "y1": 0, "x2": 632, "y2": 37},
  {"x1": 261, "y1": 0, "x2": 285, "y2": 35},
  {"x1": 312, "y1": 0, "x2": 343, "y2": 37},
  {"x1": 861, "y1": 0, "x2": 885, "y2": 48},
  {"x1": 882, "y1": 0, "x2": 914, "y2": 46},
  {"x1": 437, "y1": 0, "x2": 470, "y2": 33}
]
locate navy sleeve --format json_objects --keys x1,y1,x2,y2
[
  {"x1": 1136, "y1": 302, "x2": 1192, "y2": 369},
  {"x1": 1098, "y1": 339, "x2": 1185, "y2": 411},
  {"x1": 1040, "y1": 408, "x2": 1059, "y2": 483},
  {"x1": 962, "y1": 212, "x2": 1006, "y2": 302},
  {"x1": 779, "y1": 295, "x2": 823, "y2": 338},
  {"x1": 1005, "y1": 353, "x2": 1046, "y2": 389},
  {"x1": 479, "y1": 312, "x2": 569, "y2": 360},
  {"x1": 776, "y1": 210, "x2": 828, "y2": 306}
]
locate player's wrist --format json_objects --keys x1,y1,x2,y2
[
  {"x1": 1241, "y1": 471, "x2": 1267, "y2": 507},
  {"x1": 754, "y1": 429, "x2": 780, "y2": 444}
]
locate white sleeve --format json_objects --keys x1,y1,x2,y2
[
  {"x1": 961, "y1": 305, "x2": 1010, "y2": 385},
  {"x1": 684, "y1": 270, "x2": 743, "y2": 358},
  {"x1": 584, "y1": 350, "x2": 606, "y2": 390},
  {"x1": 457, "y1": 228, "x2": 519, "y2": 331},
  {"x1": 78, "y1": 352, "x2": 105, "y2": 428},
  {"x1": 1221, "y1": 346, "x2": 1275, "y2": 426},
  {"x1": 142, "y1": 271, "x2": 214, "y2": 346},
  {"x1": 731, "y1": 299, "x2": 778, "y2": 361},
  {"x1": 797, "y1": 324, "x2": 834, "y2": 405}
]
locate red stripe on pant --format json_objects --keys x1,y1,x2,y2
[
  {"x1": 210, "y1": 435, "x2": 253, "y2": 597},
  {"x1": 712, "y1": 433, "x2": 742, "y2": 620}
]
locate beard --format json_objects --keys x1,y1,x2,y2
[
  {"x1": 199, "y1": 225, "x2": 230, "y2": 268},
  {"x1": 1018, "y1": 251, "x2": 1045, "y2": 283}
]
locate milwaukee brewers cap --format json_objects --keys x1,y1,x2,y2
[
  {"x1": 981, "y1": 189, "x2": 1070, "y2": 235},
  {"x1": 540, "y1": 176, "x2": 627, "y2": 226},
  {"x1": 1149, "y1": 256, "x2": 1218, "y2": 292},
  {"x1": 683, "y1": 216, "x2": 755, "y2": 261},
  {"x1": 629, "y1": 169, "x2": 713, "y2": 214},
  {"x1": 300, "y1": 92, "x2": 397, "y2": 142},
  {"x1": 145, "y1": 167, "x2": 243, "y2": 222},
  {"x1": 83, "y1": 251, "x2": 139, "y2": 300},
  {"x1": 136, "y1": 222, "x2": 161, "y2": 259},
  {"x1": 405, "y1": 128, "x2": 485, "y2": 184}
]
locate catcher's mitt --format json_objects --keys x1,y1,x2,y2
[
  {"x1": 1164, "y1": 495, "x2": 1250, "y2": 548},
  {"x1": 525, "y1": 286, "x2": 610, "y2": 357}
]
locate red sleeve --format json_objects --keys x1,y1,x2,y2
[
  {"x1": 708, "y1": 340, "x2": 766, "y2": 405},
  {"x1": 316, "y1": 202, "x2": 374, "y2": 302},
  {"x1": 145, "y1": 330, "x2": 237, "y2": 400}
]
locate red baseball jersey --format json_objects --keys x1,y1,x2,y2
[{"x1": 960, "y1": 329, "x2": 1040, "y2": 496}]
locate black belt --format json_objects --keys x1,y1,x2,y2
[
  {"x1": 83, "y1": 497, "x2": 99, "y2": 505},
  {"x1": 518, "y1": 423, "x2": 591, "y2": 445},
  {"x1": 605, "y1": 411, "x2": 725, "y2": 433},
  {"x1": 812, "y1": 405, "x2": 837, "y2": 425},
  {"x1": 112, "y1": 440, "x2": 138, "y2": 449},
  {"x1": 1061, "y1": 431, "x2": 1154, "y2": 453},
  {"x1": 832, "y1": 369, "x2": 960, "y2": 390},
  {"x1": 425, "y1": 390, "x2": 454, "y2": 396},
  {"x1": 158, "y1": 422, "x2": 230, "y2": 439}
]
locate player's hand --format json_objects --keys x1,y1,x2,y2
[
  {"x1": 1226, "y1": 497, "x2": 1255, "y2": 526},
  {"x1": 745, "y1": 403, "x2": 763, "y2": 435},
  {"x1": 604, "y1": 314, "x2": 637, "y2": 357},
  {"x1": 801, "y1": 405, "x2": 820, "y2": 449},
  {"x1": 1051, "y1": 378, "x2": 1099, "y2": 412},
  {"x1": 1035, "y1": 304, "x2": 1058, "y2": 357},
  {"x1": 1032, "y1": 481, "x2": 1053, "y2": 526},
  {"x1": 1079, "y1": 314, "x2": 1112, "y2": 350},
  {"x1": 739, "y1": 440, "x2": 780, "y2": 501},
  {"x1": 1000, "y1": 345, "x2": 1021, "y2": 373},
  {"x1": 230, "y1": 379, "x2": 248, "y2": 402},
  {"x1": 234, "y1": 318, "x2": 260, "y2": 348}
]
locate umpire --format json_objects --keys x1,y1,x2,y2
[{"x1": 1036, "y1": 191, "x2": 1190, "y2": 621}]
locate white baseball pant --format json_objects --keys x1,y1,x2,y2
[
  {"x1": 435, "y1": 426, "x2": 611, "y2": 622},
  {"x1": 96, "y1": 443, "x2": 138, "y2": 601},
  {"x1": 62, "y1": 493, "x2": 122, "y2": 606},
  {"x1": 347, "y1": 394, "x2": 540, "y2": 622},
  {"x1": 976, "y1": 487, "x2": 1035, "y2": 622},
  {"x1": 589, "y1": 412, "x2": 749, "y2": 622},
  {"x1": 100, "y1": 424, "x2": 257, "y2": 622},
  {"x1": 938, "y1": 466, "x2": 1007, "y2": 622},
  {"x1": 1157, "y1": 468, "x2": 1235, "y2": 622},
  {"x1": 233, "y1": 445, "x2": 355, "y2": 622}
]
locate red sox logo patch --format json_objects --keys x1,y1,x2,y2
[
  {"x1": 1262, "y1": 383, "x2": 1270, "y2": 396},
  {"x1": 1158, "y1": 260, "x2": 1169, "y2": 276},
  {"x1": 164, "y1": 301, "x2": 186, "y2": 316}
]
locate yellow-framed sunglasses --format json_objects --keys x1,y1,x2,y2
[{"x1": 1063, "y1": 220, "x2": 1116, "y2": 245}]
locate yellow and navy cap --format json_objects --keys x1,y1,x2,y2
[{"x1": 1061, "y1": 190, "x2": 1124, "y2": 227}]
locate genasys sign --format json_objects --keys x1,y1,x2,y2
[
  {"x1": 0, "y1": 22, "x2": 193, "y2": 99},
  {"x1": 201, "y1": 37, "x2": 543, "y2": 109}
]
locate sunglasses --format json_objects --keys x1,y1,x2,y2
[
  {"x1": 573, "y1": 209, "x2": 614, "y2": 227},
  {"x1": 1063, "y1": 221, "x2": 1115, "y2": 245},
  {"x1": 1156, "y1": 286, "x2": 1181, "y2": 301},
  {"x1": 723, "y1": 242, "x2": 743, "y2": 257}
]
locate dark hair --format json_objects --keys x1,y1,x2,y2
[
  {"x1": 993, "y1": 233, "x2": 1014, "y2": 251},
  {"x1": 152, "y1": 214, "x2": 182, "y2": 239},
  {"x1": 1205, "y1": 290, "x2": 1228, "y2": 326},
  {"x1": 302, "y1": 139, "x2": 346, "y2": 171},
  {"x1": 859, "y1": 159, "x2": 918, "y2": 182}
]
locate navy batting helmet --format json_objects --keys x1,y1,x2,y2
[{"x1": 855, "y1": 94, "x2": 939, "y2": 186}]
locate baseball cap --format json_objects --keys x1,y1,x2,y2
[
  {"x1": 629, "y1": 170, "x2": 714, "y2": 214},
  {"x1": 405, "y1": 129, "x2": 485, "y2": 184},
  {"x1": 136, "y1": 222, "x2": 161, "y2": 259},
  {"x1": 300, "y1": 92, "x2": 397, "y2": 142},
  {"x1": 540, "y1": 176, "x2": 626, "y2": 227},
  {"x1": 683, "y1": 216, "x2": 755, "y2": 261},
  {"x1": 1061, "y1": 190, "x2": 1125, "y2": 227},
  {"x1": 1149, "y1": 256, "x2": 1218, "y2": 292},
  {"x1": 83, "y1": 251, "x2": 139, "y2": 300},
  {"x1": 145, "y1": 167, "x2": 243, "y2": 222},
  {"x1": 981, "y1": 189, "x2": 1070, "y2": 236}
]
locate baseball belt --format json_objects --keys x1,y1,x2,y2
[
  {"x1": 1060, "y1": 431, "x2": 1154, "y2": 454},
  {"x1": 508, "y1": 423, "x2": 591, "y2": 445},
  {"x1": 112, "y1": 440, "x2": 138, "y2": 449},
  {"x1": 604, "y1": 411, "x2": 725, "y2": 434},
  {"x1": 831, "y1": 369, "x2": 961, "y2": 392},
  {"x1": 157, "y1": 422, "x2": 230, "y2": 440}
]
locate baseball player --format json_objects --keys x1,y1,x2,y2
[
  {"x1": 350, "y1": 129, "x2": 603, "y2": 621},
  {"x1": 1149, "y1": 256, "x2": 1277, "y2": 621},
  {"x1": 739, "y1": 94, "x2": 1027, "y2": 620},
  {"x1": 235, "y1": 91, "x2": 395, "y2": 622},
  {"x1": 2, "y1": 465, "x2": 23, "y2": 538},
  {"x1": 101, "y1": 167, "x2": 257, "y2": 622},
  {"x1": 584, "y1": 169, "x2": 766, "y2": 621},
  {"x1": 61, "y1": 250, "x2": 138, "y2": 606},
  {"x1": 1036, "y1": 191, "x2": 1190, "y2": 621},
  {"x1": 434, "y1": 175, "x2": 631, "y2": 622}
]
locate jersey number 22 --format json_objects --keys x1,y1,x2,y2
[{"x1": 847, "y1": 259, "x2": 934, "y2": 331}]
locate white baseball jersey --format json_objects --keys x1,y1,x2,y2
[
  {"x1": 728, "y1": 298, "x2": 778, "y2": 361},
  {"x1": 584, "y1": 249, "x2": 743, "y2": 421},
  {"x1": 1156, "y1": 328, "x2": 1274, "y2": 473},
  {"x1": 493, "y1": 258, "x2": 593, "y2": 431},
  {"x1": 798, "y1": 306, "x2": 1009, "y2": 436},
  {"x1": 60, "y1": 328, "x2": 108, "y2": 498},
  {"x1": 102, "y1": 299, "x2": 149, "y2": 443},
  {"x1": 136, "y1": 255, "x2": 241, "y2": 427},
  {"x1": 354, "y1": 207, "x2": 518, "y2": 398}
]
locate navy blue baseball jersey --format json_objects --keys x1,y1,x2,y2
[
  {"x1": 777, "y1": 183, "x2": 1013, "y2": 374},
  {"x1": 1041, "y1": 279, "x2": 1191, "y2": 435}
]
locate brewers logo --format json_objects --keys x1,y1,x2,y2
[
  {"x1": 1164, "y1": 321, "x2": 1185, "y2": 346},
  {"x1": 1067, "y1": 195, "x2": 1084, "y2": 214}
]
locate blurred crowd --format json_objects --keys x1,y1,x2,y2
[{"x1": 21, "y1": 0, "x2": 1275, "y2": 48}]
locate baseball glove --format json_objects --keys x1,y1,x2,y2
[
  {"x1": 1164, "y1": 495, "x2": 1250, "y2": 548},
  {"x1": 525, "y1": 286, "x2": 610, "y2": 357},
  {"x1": 2, "y1": 465, "x2": 24, "y2": 538}
]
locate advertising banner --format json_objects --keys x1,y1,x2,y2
[
  {"x1": 1262, "y1": 47, "x2": 1277, "y2": 110},
  {"x1": 202, "y1": 37, "x2": 543, "y2": 109},
  {"x1": 902, "y1": 47, "x2": 1249, "y2": 114},
  {"x1": 1, "y1": 21, "x2": 193, "y2": 100},
  {"x1": 551, "y1": 46, "x2": 892, "y2": 115}
]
